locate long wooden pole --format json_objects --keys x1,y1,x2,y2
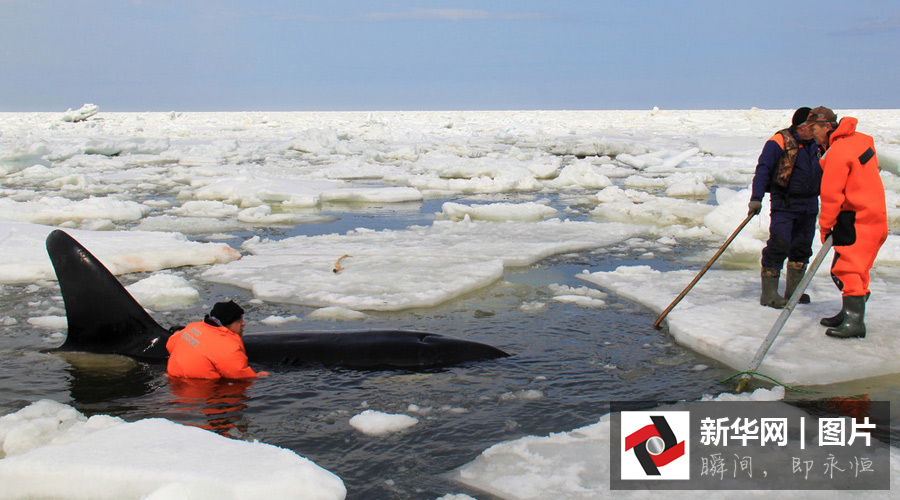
[{"x1": 653, "y1": 213, "x2": 755, "y2": 329}]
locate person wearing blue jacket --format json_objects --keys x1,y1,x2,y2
[{"x1": 748, "y1": 107, "x2": 823, "y2": 308}]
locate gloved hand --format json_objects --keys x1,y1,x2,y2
[
  {"x1": 820, "y1": 228, "x2": 831, "y2": 244},
  {"x1": 747, "y1": 200, "x2": 762, "y2": 216},
  {"x1": 831, "y1": 210, "x2": 857, "y2": 246}
]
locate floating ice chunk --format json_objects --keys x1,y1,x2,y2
[
  {"x1": 874, "y1": 145, "x2": 900, "y2": 176},
  {"x1": 306, "y1": 307, "x2": 367, "y2": 321},
  {"x1": 697, "y1": 134, "x2": 764, "y2": 157},
  {"x1": 578, "y1": 265, "x2": 900, "y2": 385},
  {"x1": 699, "y1": 187, "x2": 771, "y2": 261},
  {"x1": 499, "y1": 389, "x2": 544, "y2": 402},
  {"x1": 665, "y1": 176, "x2": 710, "y2": 198},
  {"x1": 0, "y1": 143, "x2": 50, "y2": 175},
  {"x1": 407, "y1": 152, "x2": 546, "y2": 193},
  {"x1": 438, "y1": 201, "x2": 557, "y2": 222},
  {"x1": 622, "y1": 175, "x2": 667, "y2": 189},
  {"x1": 548, "y1": 284, "x2": 607, "y2": 300},
  {"x1": 320, "y1": 187, "x2": 423, "y2": 204},
  {"x1": 133, "y1": 215, "x2": 244, "y2": 235},
  {"x1": 615, "y1": 153, "x2": 647, "y2": 170},
  {"x1": 519, "y1": 301, "x2": 547, "y2": 312},
  {"x1": 260, "y1": 315, "x2": 301, "y2": 325},
  {"x1": 0, "y1": 196, "x2": 149, "y2": 226},
  {"x1": 321, "y1": 159, "x2": 406, "y2": 180},
  {"x1": 289, "y1": 128, "x2": 345, "y2": 154},
  {"x1": 26, "y1": 316, "x2": 67, "y2": 330},
  {"x1": 549, "y1": 284, "x2": 607, "y2": 308},
  {"x1": 172, "y1": 200, "x2": 241, "y2": 218},
  {"x1": 455, "y1": 387, "x2": 900, "y2": 500},
  {"x1": 236, "y1": 205, "x2": 303, "y2": 225},
  {"x1": 547, "y1": 161, "x2": 613, "y2": 190},
  {"x1": 83, "y1": 137, "x2": 170, "y2": 157},
  {"x1": 349, "y1": 410, "x2": 418, "y2": 436},
  {"x1": 552, "y1": 295, "x2": 607, "y2": 308},
  {"x1": 525, "y1": 159, "x2": 562, "y2": 179},
  {"x1": 0, "y1": 400, "x2": 120, "y2": 458},
  {"x1": 125, "y1": 273, "x2": 199, "y2": 311},
  {"x1": 591, "y1": 186, "x2": 713, "y2": 227},
  {"x1": 0, "y1": 221, "x2": 240, "y2": 284},
  {"x1": 457, "y1": 416, "x2": 613, "y2": 499},
  {"x1": 660, "y1": 147, "x2": 700, "y2": 168},
  {"x1": 203, "y1": 219, "x2": 647, "y2": 311},
  {"x1": 0, "y1": 400, "x2": 346, "y2": 500},
  {"x1": 702, "y1": 386, "x2": 786, "y2": 402},
  {"x1": 60, "y1": 104, "x2": 99, "y2": 123},
  {"x1": 194, "y1": 175, "x2": 344, "y2": 208},
  {"x1": 549, "y1": 134, "x2": 643, "y2": 158}
]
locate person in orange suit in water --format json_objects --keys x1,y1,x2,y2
[
  {"x1": 167, "y1": 300, "x2": 269, "y2": 378},
  {"x1": 803, "y1": 107, "x2": 888, "y2": 339}
]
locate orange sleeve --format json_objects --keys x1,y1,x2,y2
[{"x1": 211, "y1": 338, "x2": 258, "y2": 379}]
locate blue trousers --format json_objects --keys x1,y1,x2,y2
[{"x1": 761, "y1": 210, "x2": 817, "y2": 269}]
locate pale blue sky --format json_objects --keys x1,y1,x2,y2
[{"x1": 1, "y1": 1, "x2": 898, "y2": 111}]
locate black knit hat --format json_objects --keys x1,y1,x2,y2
[
  {"x1": 792, "y1": 107, "x2": 812, "y2": 128},
  {"x1": 209, "y1": 300, "x2": 244, "y2": 326}
]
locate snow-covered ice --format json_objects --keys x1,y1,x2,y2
[
  {"x1": 0, "y1": 400, "x2": 346, "y2": 500},
  {"x1": 0, "y1": 221, "x2": 239, "y2": 284},
  {"x1": 456, "y1": 387, "x2": 900, "y2": 499},
  {"x1": 202, "y1": 219, "x2": 646, "y2": 311},
  {"x1": 2, "y1": 108, "x2": 900, "y2": 498}
]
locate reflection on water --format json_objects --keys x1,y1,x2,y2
[
  {"x1": 57, "y1": 352, "x2": 157, "y2": 405},
  {"x1": 167, "y1": 377, "x2": 253, "y2": 437}
]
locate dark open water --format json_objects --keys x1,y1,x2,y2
[{"x1": 1, "y1": 196, "x2": 883, "y2": 499}]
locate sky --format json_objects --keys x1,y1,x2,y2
[{"x1": 1, "y1": 0, "x2": 899, "y2": 112}]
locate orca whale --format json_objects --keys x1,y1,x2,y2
[{"x1": 45, "y1": 230, "x2": 510, "y2": 370}]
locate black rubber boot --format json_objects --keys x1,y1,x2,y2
[
  {"x1": 821, "y1": 292, "x2": 869, "y2": 327},
  {"x1": 759, "y1": 267, "x2": 786, "y2": 309},
  {"x1": 825, "y1": 295, "x2": 866, "y2": 339},
  {"x1": 784, "y1": 262, "x2": 810, "y2": 304},
  {"x1": 820, "y1": 309, "x2": 844, "y2": 327}
]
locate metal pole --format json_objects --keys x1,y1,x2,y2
[
  {"x1": 653, "y1": 213, "x2": 755, "y2": 329},
  {"x1": 735, "y1": 236, "x2": 834, "y2": 392}
]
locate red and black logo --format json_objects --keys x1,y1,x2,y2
[{"x1": 624, "y1": 415, "x2": 686, "y2": 475}]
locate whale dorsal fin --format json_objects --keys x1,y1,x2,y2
[{"x1": 45, "y1": 230, "x2": 169, "y2": 360}]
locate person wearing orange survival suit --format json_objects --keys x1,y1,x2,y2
[
  {"x1": 167, "y1": 300, "x2": 269, "y2": 378},
  {"x1": 803, "y1": 107, "x2": 888, "y2": 339}
]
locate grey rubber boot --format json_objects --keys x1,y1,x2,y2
[
  {"x1": 784, "y1": 261, "x2": 810, "y2": 304},
  {"x1": 821, "y1": 291, "x2": 870, "y2": 327},
  {"x1": 825, "y1": 295, "x2": 866, "y2": 339},
  {"x1": 759, "y1": 267, "x2": 787, "y2": 309}
]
